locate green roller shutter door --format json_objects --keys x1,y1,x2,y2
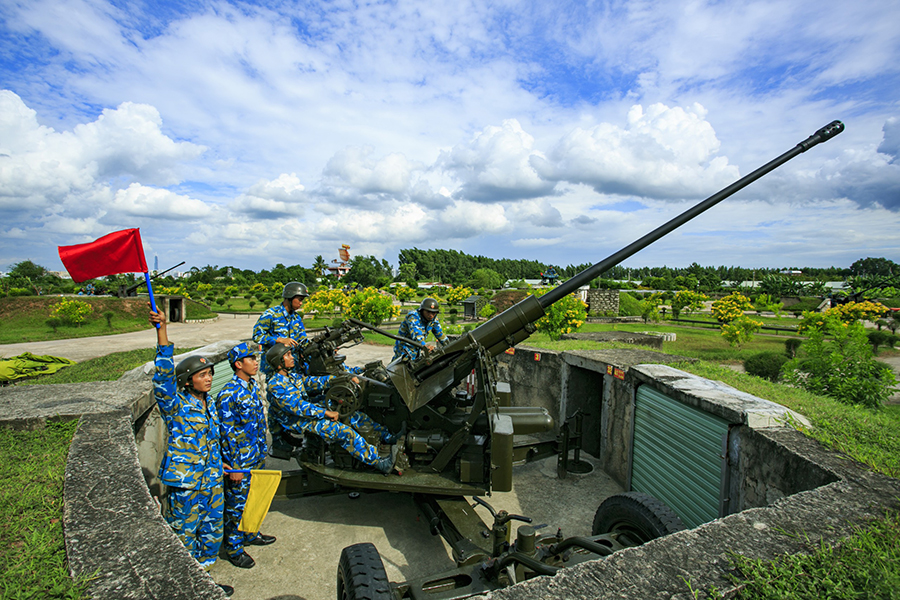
[
  {"x1": 631, "y1": 385, "x2": 729, "y2": 528},
  {"x1": 210, "y1": 360, "x2": 233, "y2": 399}
]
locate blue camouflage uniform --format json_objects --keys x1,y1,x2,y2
[
  {"x1": 393, "y1": 310, "x2": 449, "y2": 362},
  {"x1": 253, "y1": 303, "x2": 361, "y2": 441},
  {"x1": 267, "y1": 371, "x2": 393, "y2": 465},
  {"x1": 153, "y1": 344, "x2": 224, "y2": 569},
  {"x1": 216, "y1": 367, "x2": 268, "y2": 559}
]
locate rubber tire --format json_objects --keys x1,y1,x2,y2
[
  {"x1": 591, "y1": 492, "x2": 685, "y2": 545},
  {"x1": 337, "y1": 543, "x2": 393, "y2": 600}
]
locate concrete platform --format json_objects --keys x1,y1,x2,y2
[{"x1": 208, "y1": 453, "x2": 622, "y2": 600}]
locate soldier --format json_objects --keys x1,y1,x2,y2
[
  {"x1": 216, "y1": 342, "x2": 276, "y2": 569},
  {"x1": 253, "y1": 281, "x2": 361, "y2": 456},
  {"x1": 393, "y1": 297, "x2": 449, "y2": 362},
  {"x1": 265, "y1": 343, "x2": 401, "y2": 475},
  {"x1": 148, "y1": 308, "x2": 233, "y2": 596}
]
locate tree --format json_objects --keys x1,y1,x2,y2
[
  {"x1": 346, "y1": 255, "x2": 391, "y2": 288},
  {"x1": 313, "y1": 255, "x2": 327, "y2": 277},
  {"x1": 467, "y1": 268, "x2": 503, "y2": 290},
  {"x1": 850, "y1": 257, "x2": 898, "y2": 277}
]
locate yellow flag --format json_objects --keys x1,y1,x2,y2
[{"x1": 239, "y1": 470, "x2": 282, "y2": 533}]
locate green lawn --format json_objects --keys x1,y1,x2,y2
[
  {"x1": 0, "y1": 296, "x2": 217, "y2": 346},
  {"x1": 0, "y1": 421, "x2": 92, "y2": 599}
]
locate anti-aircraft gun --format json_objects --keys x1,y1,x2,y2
[{"x1": 282, "y1": 122, "x2": 845, "y2": 599}]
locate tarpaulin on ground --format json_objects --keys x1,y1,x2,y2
[{"x1": 0, "y1": 352, "x2": 77, "y2": 383}]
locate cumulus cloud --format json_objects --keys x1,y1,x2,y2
[
  {"x1": 322, "y1": 146, "x2": 421, "y2": 198},
  {"x1": 232, "y1": 173, "x2": 308, "y2": 219},
  {"x1": 112, "y1": 183, "x2": 212, "y2": 219},
  {"x1": 436, "y1": 200, "x2": 510, "y2": 238},
  {"x1": 534, "y1": 103, "x2": 740, "y2": 199},
  {"x1": 439, "y1": 119, "x2": 555, "y2": 202},
  {"x1": 0, "y1": 90, "x2": 206, "y2": 217}
]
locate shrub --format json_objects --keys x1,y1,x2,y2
[
  {"x1": 784, "y1": 317, "x2": 897, "y2": 408},
  {"x1": 711, "y1": 292, "x2": 753, "y2": 323},
  {"x1": 51, "y1": 299, "x2": 93, "y2": 326},
  {"x1": 344, "y1": 288, "x2": 400, "y2": 326},
  {"x1": 46, "y1": 317, "x2": 62, "y2": 333},
  {"x1": 9, "y1": 288, "x2": 31, "y2": 297},
  {"x1": 785, "y1": 338, "x2": 803, "y2": 358},
  {"x1": 448, "y1": 307, "x2": 458, "y2": 325},
  {"x1": 535, "y1": 293, "x2": 587, "y2": 340},
  {"x1": 479, "y1": 303, "x2": 497, "y2": 319},
  {"x1": 103, "y1": 311, "x2": 115, "y2": 328},
  {"x1": 721, "y1": 316, "x2": 763, "y2": 347},
  {"x1": 446, "y1": 286, "x2": 473, "y2": 305},
  {"x1": 671, "y1": 290, "x2": 708, "y2": 319},
  {"x1": 744, "y1": 351, "x2": 789, "y2": 382},
  {"x1": 867, "y1": 330, "x2": 896, "y2": 353}
]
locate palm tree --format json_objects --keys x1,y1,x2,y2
[{"x1": 313, "y1": 255, "x2": 327, "y2": 277}]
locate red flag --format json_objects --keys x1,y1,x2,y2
[{"x1": 58, "y1": 228, "x2": 149, "y2": 282}]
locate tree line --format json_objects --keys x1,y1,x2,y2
[{"x1": 1, "y1": 255, "x2": 896, "y2": 298}]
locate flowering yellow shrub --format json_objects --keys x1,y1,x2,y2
[
  {"x1": 535, "y1": 294, "x2": 587, "y2": 340},
  {"x1": 711, "y1": 292, "x2": 753, "y2": 323},
  {"x1": 798, "y1": 300, "x2": 889, "y2": 333},
  {"x1": 305, "y1": 289, "x2": 348, "y2": 315},
  {"x1": 345, "y1": 287, "x2": 400, "y2": 326},
  {"x1": 51, "y1": 299, "x2": 93, "y2": 326},
  {"x1": 446, "y1": 286, "x2": 473, "y2": 305}
]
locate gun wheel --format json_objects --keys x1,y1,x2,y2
[
  {"x1": 591, "y1": 492, "x2": 685, "y2": 546},
  {"x1": 337, "y1": 542, "x2": 393, "y2": 600}
]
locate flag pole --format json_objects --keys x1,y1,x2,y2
[{"x1": 145, "y1": 271, "x2": 160, "y2": 329}]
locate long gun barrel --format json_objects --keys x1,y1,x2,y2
[
  {"x1": 440, "y1": 120, "x2": 845, "y2": 360},
  {"x1": 388, "y1": 121, "x2": 844, "y2": 409}
]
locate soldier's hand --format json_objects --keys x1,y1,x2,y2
[
  {"x1": 324, "y1": 410, "x2": 340, "y2": 422},
  {"x1": 276, "y1": 337, "x2": 297, "y2": 348},
  {"x1": 148, "y1": 303, "x2": 166, "y2": 326}
]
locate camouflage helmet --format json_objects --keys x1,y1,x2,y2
[
  {"x1": 176, "y1": 355, "x2": 214, "y2": 387},
  {"x1": 282, "y1": 282, "x2": 309, "y2": 300},
  {"x1": 266, "y1": 342, "x2": 291, "y2": 371},
  {"x1": 227, "y1": 342, "x2": 256, "y2": 367},
  {"x1": 419, "y1": 297, "x2": 440, "y2": 314}
]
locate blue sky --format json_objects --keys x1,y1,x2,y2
[{"x1": 1, "y1": 0, "x2": 898, "y2": 276}]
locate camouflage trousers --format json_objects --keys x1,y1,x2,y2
[
  {"x1": 297, "y1": 412, "x2": 393, "y2": 466},
  {"x1": 165, "y1": 485, "x2": 224, "y2": 569},
  {"x1": 223, "y1": 459, "x2": 266, "y2": 558}
]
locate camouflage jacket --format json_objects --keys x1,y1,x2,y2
[
  {"x1": 253, "y1": 303, "x2": 361, "y2": 387},
  {"x1": 153, "y1": 344, "x2": 223, "y2": 490},
  {"x1": 215, "y1": 374, "x2": 268, "y2": 470},
  {"x1": 252, "y1": 304, "x2": 309, "y2": 379},
  {"x1": 393, "y1": 310, "x2": 449, "y2": 361},
  {"x1": 266, "y1": 371, "x2": 328, "y2": 432}
]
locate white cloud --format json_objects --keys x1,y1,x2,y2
[
  {"x1": 323, "y1": 147, "x2": 421, "y2": 196},
  {"x1": 439, "y1": 119, "x2": 555, "y2": 202},
  {"x1": 535, "y1": 103, "x2": 739, "y2": 199},
  {"x1": 112, "y1": 183, "x2": 212, "y2": 219}
]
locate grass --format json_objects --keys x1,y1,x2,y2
[
  {"x1": 0, "y1": 420, "x2": 92, "y2": 600},
  {"x1": 0, "y1": 296, "x2": 217, "y2": 345},
  {"x1": 712, "y1": 511, "x2": 900, "y2": 599},
  {"x1": 0, "y1": 296, "x2": 147, "y2": 345}
]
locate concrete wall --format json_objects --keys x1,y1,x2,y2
[{"x1": 498, "y1": 345, "x2": 851, "y2": 516}]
